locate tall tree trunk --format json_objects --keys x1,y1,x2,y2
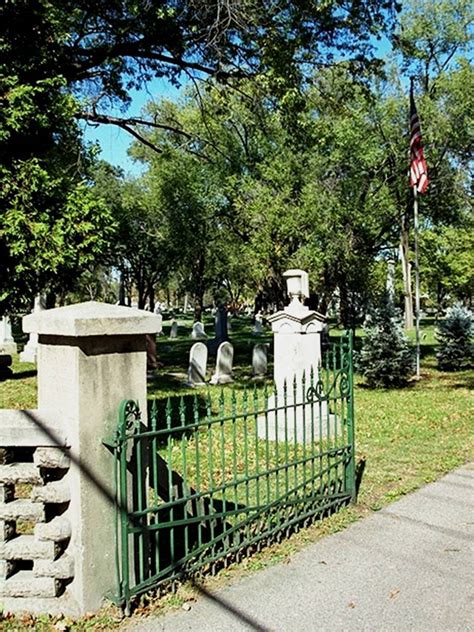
[
  {"x1": 386, "y1": 258, "x2": 396, "y2": 301},
  {"x1": 400, "y1": 213, "x2": 414, "y2": 329},
  {"x1": 137, "y1": 276, "x2": 146, "y2": 309},
  {"x1": 148, "y1": 284, "x2": 155, "y2": 312},
  {"x1": 45, "y1": 292, "x2": 56, "y2": 309},
  {"x1": 194, "y1": 294, "x2": 203, "y2": 322},
  {"x1": 119, "y1": 271, "x2": 126, "y2": 306},
  {"x1": 193, "y1": 254, "x2": 206, "y2": 321},
  {"x1": 338, "y1": 281, "x2": 353, "y2": 329}
]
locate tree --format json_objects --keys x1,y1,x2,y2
[
  {"x1": 90, "y1": 163, "x2": 173, "y2": 311},
  {"x1": 436, "y1": 304, "x2": 473, "y2": 371},
  {"x1": 357, "y1": 296, "x2": 415, "y2": 387},
  {"x1": 420, "y1": 223, "x2": 474, "y2": 311},
  {"x1": 1, "y1": 0, "x2": 399, "y2": 137},
  {"x1": 0, "y1": 135, "x2": 116, "y2": 313},
  {"x1": 1, "y1": 0, "x2": 402, "y2": 312},
  {"x1": 0, "y1": 31, "x2": 116, "y2": 313},
  {"x1": 139, "y1": 146, "x2": 244, "y2": 319}
]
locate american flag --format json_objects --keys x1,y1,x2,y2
[{"x1": 409, "y1": 87, "x2": 429, "y2": 194}]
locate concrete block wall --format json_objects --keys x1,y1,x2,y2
[{"x1": 0, "y1": 446, "x2": 73, "y2": 610}]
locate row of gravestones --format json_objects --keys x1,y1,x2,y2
[
  {"x1": 170, "y1": 314, "x2": 264, "y2": 340},
  {"x1": 1, "y1": 300, "x2": 264, "y2": 382},
  {"x1": 187, "y1": 341, "x2": 268, "y2": 386}
]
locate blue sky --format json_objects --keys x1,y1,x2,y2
[{"x1": 81, "y1": 77, "x2": 181, "y2": 176}]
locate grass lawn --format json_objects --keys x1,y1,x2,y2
[{"x1": 0, "y1": 317, "x2": 472, "y2": 630}]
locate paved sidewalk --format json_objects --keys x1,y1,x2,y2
[{"x1": 126, "y1": 464, "x2": 474, "y2": 632}]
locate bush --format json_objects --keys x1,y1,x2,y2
[
  {"x1": 358, "y1": 297, "x2": 415, "y2": 388},
  {"x1": 436, "y1": 304, "x2": 473, "y2": 371}
]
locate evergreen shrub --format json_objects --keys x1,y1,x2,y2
[
  {"x1": 436, "y1": 304, "x2": 473, "y2": 371},
  {"x1": 358, "y1": 297, "x2": 415, "y2": 388}
]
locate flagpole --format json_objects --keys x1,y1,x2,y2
[{"x1": 413, "y1": 185, "x2": 421, "y2": 378}]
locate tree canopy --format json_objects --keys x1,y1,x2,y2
[{"x1": 1, "y1": 0, "x2": 472, "y2": 320}]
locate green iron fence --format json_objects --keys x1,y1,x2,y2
[{"x1": 108, "y1": 332, "x2": 355, "y2": 612}]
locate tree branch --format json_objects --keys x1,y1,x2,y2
[
  {"x1": 78, "y1": 111, "x2": 195, "y2": 139},
  {"x1": 78, "y1": 111, "x2": 217, "y2": 162},
  {"x1": 70, "y1": 40, "x2": 245, "y2": 82}
]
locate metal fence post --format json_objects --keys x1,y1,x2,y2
[{"x1": 345, "y1": 331, "x2": 356, "y2": 501}]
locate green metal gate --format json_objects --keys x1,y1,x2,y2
[{"x1": 108, "y1": 332, "x2": 355, "y2": 611}]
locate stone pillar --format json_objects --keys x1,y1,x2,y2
[
  {"x1": 19, "y1": 296, "x2": 44, "y2": 363},
  {"x1": 22, "y1": 301, "x2": 161, "y2": 614},
  {"x1": 259, "y1": 270, "x2": 326, "y2": 442}
]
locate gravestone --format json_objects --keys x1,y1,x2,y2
[
  {"x1": 253, "y1": 312, "x2": 263, "y2": 335},
  {"x1": 252, "y1": 343, "x2": 268, "y2": 379},
  {"x1": 208, "y1": 305, "x2": 229, "y2": 353},
  {"x1": 187, "y1": 342, "x2": 208, "y2": 386},
  {"x1": 214, "y1": 305, "x2": 228, "y2": 342},
  {"x1": 210, "y1": 341, "x2": 234, "y2": 385},
  {"x1": 20, "y1": 296, "x2": 44, "y2": 363},
  {"x1": 0, "y1": 316, "x2": 17, "y2": 355},
  {"x1": 191, "y1": 321, "x2": 207, "y2": 340},
  {"x1": 155, "y1": 313, "x2": 163, "y2": 336},
  {"x1": 257, "y1": 269, "x2": 328, "y2": 443},
  {"x1": 169, "y1": 319, "x2": 178, "y2": 339}
]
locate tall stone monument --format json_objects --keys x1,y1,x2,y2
[
  {"x1": 0, "y1": 316, "x2": 17, "y2": 355},
  {"x1": 259, "y1": 270, "x2": 326, "y2": 442}
]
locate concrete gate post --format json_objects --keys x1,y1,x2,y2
[{"x1": 22, "y1": 301, "x2": 162, "y2": 614}]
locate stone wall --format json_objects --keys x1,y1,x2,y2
[
  {"x1": 0, "y1": 445, "x2": 73, "y2": 610},
  {"x1": 0, "y1": 411, "x2": 75, "y2": 615}
]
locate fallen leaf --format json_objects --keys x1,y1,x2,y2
[{"x1": 444, "y1": 548, "x2": 461, "y2": 552}]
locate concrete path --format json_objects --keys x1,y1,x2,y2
[{"x1": 126, "y1": 464, "x2": 474, "y2": 632}]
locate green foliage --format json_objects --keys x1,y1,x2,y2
[
  {"x1": 0, "y1": 19, "x2": 117, "y2": 313},
  {"x1": 358, "y1": 297, "x2": 415, "y2": 387},
  {"x1": 1, "y1": 1, "x2": 401, "y2": 106},
  {"x1": 420, "y1": 222, "x2": 474, "y2": 310},
  {"x1": 394, "y1": 0, "x2": 473, "y2": 88},
  {"x1": 131, "y1": 73, "x2": 401, "y2": 317},
  {"x1": 436, "y1": 304, "x2": 473, "y2": 371},
  {"x1": 0, "y1": 157, "x2": 116, "y2": 313}
]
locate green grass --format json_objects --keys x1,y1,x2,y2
[
  {"x1": 0, "y1": 355, "x2": 37, "y2": 409},
  {"x1": 0, "y1": 318, "x2": 472, "y2": 630}
]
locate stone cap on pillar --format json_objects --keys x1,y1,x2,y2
[
  {"x1": 268, "y1": 308, "x2": 326, "y2": 334},
  {"x1": 268, "y1": 268, "x2": 326, "y2": 334},
  {"x1": 283, "y1": 269, "x2": 309, "y2": 302},
  {"x1": 23, "y1": 301, "x2": 163, "y2": 337}
]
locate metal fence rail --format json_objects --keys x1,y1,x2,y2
[{"x1": 109, "y1": 333, "x2": 355, "y2": 611}]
